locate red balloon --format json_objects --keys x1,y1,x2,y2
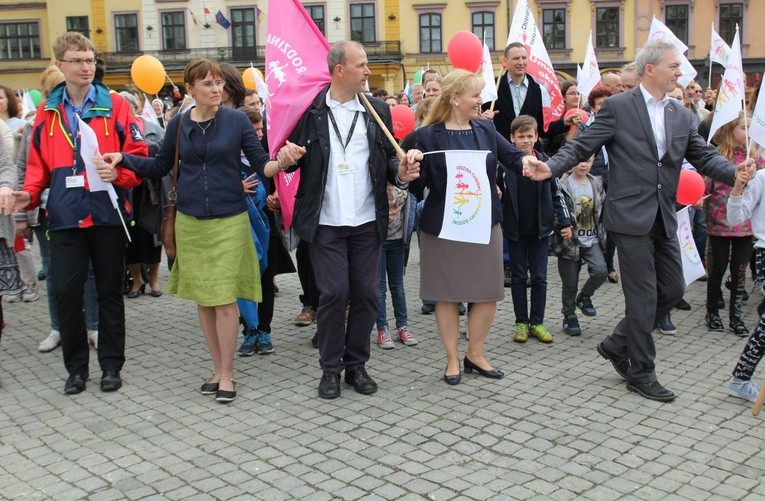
[
  {"x1": 390, "y1": 105, "x2": 415, "y2": 140},
  {"x1": 564, "y1": 108, "x2": 589, "y2": 124},
  {"x1": 447, "y1": 31, "x2": 483, "y2": 73},
  {"x1": 677, "y1": 169, "x2": 705, "y2": 205}
]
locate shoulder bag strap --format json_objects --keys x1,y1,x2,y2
[{"x1": 168, "y1": 112, "x2": 185, "y2": 204}]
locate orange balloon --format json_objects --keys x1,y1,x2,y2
[
  {"x1": 131, "y1": 55, "x2": 165, "y2": 95},
  {"x1": 242, "y1": 67, "x2": 264, "y2": 90}
]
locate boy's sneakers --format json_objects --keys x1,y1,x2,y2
[
  {"x1": 705, "y1": 312, "x2": 724, "y2": 332},
  {"x1": 238, "y1": 329, "x2": 256, "y2": 356},
  {"x1": 513, "y1": 323, "x2": 530, "y2": 343},
  {"x1": 38, "y1": 330, "x2": 61, "y2": 352},
  {"x1": 729, "y1": 318, "x2": 749, "y2": 338},
  {"x1": 256, "y1": 331, "x2": 274, "y2": 355},
  {"x1": 377, "y1": 327, "x2": 395, "y2": 349},
  {"x1": 530, "y1": 324, "x2": 553, "y2": 343},
  {"x1": 728, "y1": 378, "x2": 760, "y2": 402},
  {"x1": 563, "y1": 314, "x2": 581, "y2": 336},
  {"x1": 658, "y1": 315, "x2": 676, "y2": 335},
  {"x1": 22, "y1": 284, "x2": 39, "y2": 302},
  {"x1": 397, "y1": 326, "x2": 418, "y2": 346},
  {"x1": 576, "y1": 293, "x2": 597, "y2": 316}
]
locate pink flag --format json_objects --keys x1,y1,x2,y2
[
  {"x1": 265, "y1": 0, "x2": 330, "y2": 230},
  {"x1": 506, "y1": 0, "x2": 563, "y2": 131}
]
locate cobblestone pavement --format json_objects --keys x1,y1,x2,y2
[{"x1": 1, "y1": 247, "x2": 764, "y2": 500}]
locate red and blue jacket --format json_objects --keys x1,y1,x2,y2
[{"x1": 23, "y1": 81, "x2": 146, "y2": 230}]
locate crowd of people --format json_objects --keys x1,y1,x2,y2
[{"x1": 1, "y1": 32, "x2": 765, "y2": 408}]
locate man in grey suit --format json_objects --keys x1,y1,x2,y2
[{"x1": 522, "y1": 41, "x2": 755, "y2": 402}]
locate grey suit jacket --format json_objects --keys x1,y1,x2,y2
[{"x1": 546, "y1": 88, "x2": 737, "y2": 237}]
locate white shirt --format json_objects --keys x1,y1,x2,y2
[
  {"x1": 507, "y1": 74, "x2": 529, "y2": 117},
  {"x1": 639, "y1": 83, "x2": 669, "y2": 159},
  {"x1": 320, "y1": 92, "x2": 375, "y2": 227}
]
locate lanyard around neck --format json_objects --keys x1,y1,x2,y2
[{"x1": 327, "y1": 108, "x2": 360, "y2": 155}]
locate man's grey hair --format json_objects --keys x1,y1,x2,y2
[
  {"x1": 119, "y1": 91, "x2": 140, "y2": 115},
  {"x1": 635, "y1": 41, "x2": 678, "y2": 77},
  {"x1": 327, "y1": 40, "x2": 365, "y2": 74}
]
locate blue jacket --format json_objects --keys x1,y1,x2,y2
[{"x1": 121, "y1": 106, "x2": 269, "y2": 218}]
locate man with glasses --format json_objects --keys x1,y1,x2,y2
[{"x1": 11, "y1": 32, "x2": 147, "y2": 395}]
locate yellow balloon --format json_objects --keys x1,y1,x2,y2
[
  {"x1": 242, "y1": 67, "x2": 263, "y2": 90},
  {"x1": 131, "y1": 55, "x2": 165, "y2": 95}
]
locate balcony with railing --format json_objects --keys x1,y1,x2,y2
[{"x1": 103, "y1": 41, "x2": 401, "y2": 72}]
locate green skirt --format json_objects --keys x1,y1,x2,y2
[{"x1": 168, "y1": 211, "x2": 261, "y2": 306}]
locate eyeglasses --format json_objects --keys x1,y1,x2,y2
[
  {"x1": 59, "y1": 58, "x2": 96, "y2": 66},
  {"x1": 194, "y1": 80, "x2": 225, "y2": 89}
]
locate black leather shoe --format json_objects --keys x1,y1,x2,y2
[
  {"x1": 421, "y1": 303, "x2": 435, "y2": 314},
  {"x1": 100, "y1": 370, "x2": 122, "y2": 392},
  {"x1": 626, "y1": 380, "x2": 676, "y2": 402},
  {"x1": 64, "y1": 373, "x2": 87, "y2": 395},
  {"x1": 200, "y1": 378, "x2": 219, "y2": 395},
  {"x1": 215, "y1": 379, "x2": 237, "y2": 403},
  {"x1": 597, "y1": 342, "x2": 629, "y2": 380},
  {"x1": 318, "y1": 371, "x2": 341, "y2": 399},
  {"x1": 463, "y1": 357, "x2": 504, "y2": 379},
  {"x1": 443, "y1": 372, "x2": 462, "y2": 385},
  {"x1": 675, "y1": 297, "x2": 691, "y2": 311},
  {"x1": 345, "y1": 366, "x2": 378, "y2": 395}
]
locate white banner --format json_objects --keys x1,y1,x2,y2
[
  {"x1": 438, "y1": 150, "x2": 492, "y2": 244},
  {"x1": 647, "y1": 17, "x2": 697, "y2": 88},
  {"x1": 707, "y1": 29, "x2": 744, "y2": 143},
  {"x1": 578, "y1": 31, "x2": 601, "y2": 104},
  {"x1": 480, "y1": 43, "x2": 498, "y2": 103},
  {"x1": 676, "y1": 207, "x2": 706, "y2": 286},
  {"x1": 710, "y1": 24, "x2": 731, "y2": 66}
]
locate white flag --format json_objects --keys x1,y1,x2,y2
[
  {"x1": 676, "y1": 207, "x2": 706, "y2": 285},
  {"x1": 578, "y1": 31, "x2": 601, "y2": 105},
  {"x1": 480, "y1": 43, "x2": 498, "y2": 103},
  {"x1": 750, "y1": 73, "x2": 765, "y2": 148},
  {"x1": 21, "y1": 90, "x2": 36, "y2": 118},
  {"x1": 76, "y1": 115, "x2": 131, "y2": 240},
  {"x1": 707, "y1": 29, "x2": 744, "y2": 143},
  {"x1": 710, "y1": 24, "x2": 731, "y2": 66},
  {"x1": 647, "y1": 17, "x2": 697, "y2": 88},
  {"x1": 437, "y1": 150, "x2": 492, "y2": 244},
  {"x1": 141, "y1": 94, "x2": 159, "y2": 125},
  {"x1": 576, "y1": 63, "x2": 582, "y2": 82},
  {"x1": 507, "y1": 0, "x2": 564, "y2": 131}
]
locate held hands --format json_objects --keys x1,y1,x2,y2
[
  {"x1": 266, "y1": 192, "x2": 281, "y2": 212},
  {"x1": 398, "y1": 149, "x2": 422, "y2": 182},
  {"x1": 522, "y1": 155, "x2": 552, "y2": 181},
  {"x1": 95, "y1": 152, "x2": 124, "y2": 182},
  {"x1": 560, "y1": 226, "x2": 573, "y2": 241},
  {"x1": 563, "y1": 114, "x2": 582, "y2": 127},
  {"x1": 0, "y1": 188, "x2": 31, "y2": 216},
  {"x1": 275, "y1": 141, "x2": 306, "y2": 171}
]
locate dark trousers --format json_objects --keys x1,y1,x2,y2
[
  {"x1": 508, "y1": 235, "x2": 548, "y2": 325},
  {"x1": 50, "y1": 227, "x2": 127, "y2": 376},
  {"x1": 257, "y1": 262, "x2": 275, "y2": 333},
  {"x1": 297, "y1": 240, "x2": 319, "y2": 311},
  {"x1": 603, "y1": 219, "x2": 684, "y2": 383},
  {"x1": 311, "y1": 222, "x2": 381, "y2": 373},
  {"x1": 706, "y1": 235, "x2": 752, "y2": 318},
  {"x1": 605, "y1": 232, "x2": 617, "y2": 273}
]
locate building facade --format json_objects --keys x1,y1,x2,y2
[{"x1": 0, "y1": 1, "x2": 762, "y2": 95}]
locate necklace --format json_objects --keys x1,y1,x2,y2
[{"x1": 196, "y1": 118, "x2": 214, "y2": 135}]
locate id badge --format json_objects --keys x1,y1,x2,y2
[
  {"x1": 337, "y1": 161, "x2": 355, "y2": 175},
  {"x1": 65, "y1": 175, "x2": 85, "y2": 189}
]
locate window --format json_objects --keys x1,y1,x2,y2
[
  {"x1": 719, "y1": 3, "x2": 743, "y2": 45},
  {"x1": 66, "y1": 16, "x2": 90, "y2": 39},
  {"x1": 350, "y1": 3, "x2": 375, "y2": 43},
  {"x1": 419, "y1": 14, "x2": 441, "y2": 53},
  {"x1": 161, "y1": 11, "x2": 186, "y2": 50},
  {"x1": 305, "y1": 5, "x2": 325, "y2": 36},
  {"x1": 471, "y1": 12, "x2": 494, "y2": 50},
  {"x1": 114, "y1": 13, "x2": 139, "y2": 52},
  {"x1": 542, "y1": 9, "x2": 566, "y2": 49},
  {"x1": 0, "y1": 22, "x2": 41, "y2": 60},
  {"x1": 231, "y1": 8, "x2": 256, "y2": 59},
  {"x1": 595, "y1": 7, "x2": 619, "y2": 48},
  {"x1": 664, "y1": 5, "x2": 688, "y2": 45}
]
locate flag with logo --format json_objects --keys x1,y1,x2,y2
[
  {"x1": 76, "y1": 115, "x2": 131, "y2": 240},
  {"x1": 506, "y1": 0, "x2": 564, "y2": 131},
  {"x1": 577, "y1": 31, "x2": 601, "y2": 105},
  {"x1": 707, "y1": 29, "x2": 744, "y2": 143},
  {"x1": 647, "y1": 17, "x2": 697, "y2": 88},
  {"x1": 750, "y1": 71, "x2": 765, "y2": 148},
  {"x1": 266, "y1": 0, "x2": 331, "y2": 230},
  {"x1": 435, "y1": 150, "x2": 492, "y2": 244},
  {"x1": 480, "y1": 42, "x2": 498, "y2": 103},
  {"x1": 710, "y1": 24, "x2": 731, "y2": 66},
  {"x1": 215, "y1": 10, "x2": 231, "y2": 29},
  {"x1": 676, "y1": 207, "x2": 706, "y2": 285}
]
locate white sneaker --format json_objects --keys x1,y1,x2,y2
[
  {"x1": 38, "y1": 330, "x2": 61, "y2": 352},
  {"x1": 728, "y1": 378, "x2": 760, "y2": 403},
  {"x1": 22, "y1": 286, "x2": 39, "y2": 302},
  {"x1": 88, "y1": 330, "x2": 98, "y2": 349},
  {"x1": 5, "y1": 293, "x2": 21, "y2": 303}
]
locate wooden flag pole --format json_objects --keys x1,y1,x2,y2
[
  {"x1": 489, "y1": 65, "x2": 503, "y2": 112},
  {"x1": 358, "y1": 92, "x2": 405, "y2": 159}
]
